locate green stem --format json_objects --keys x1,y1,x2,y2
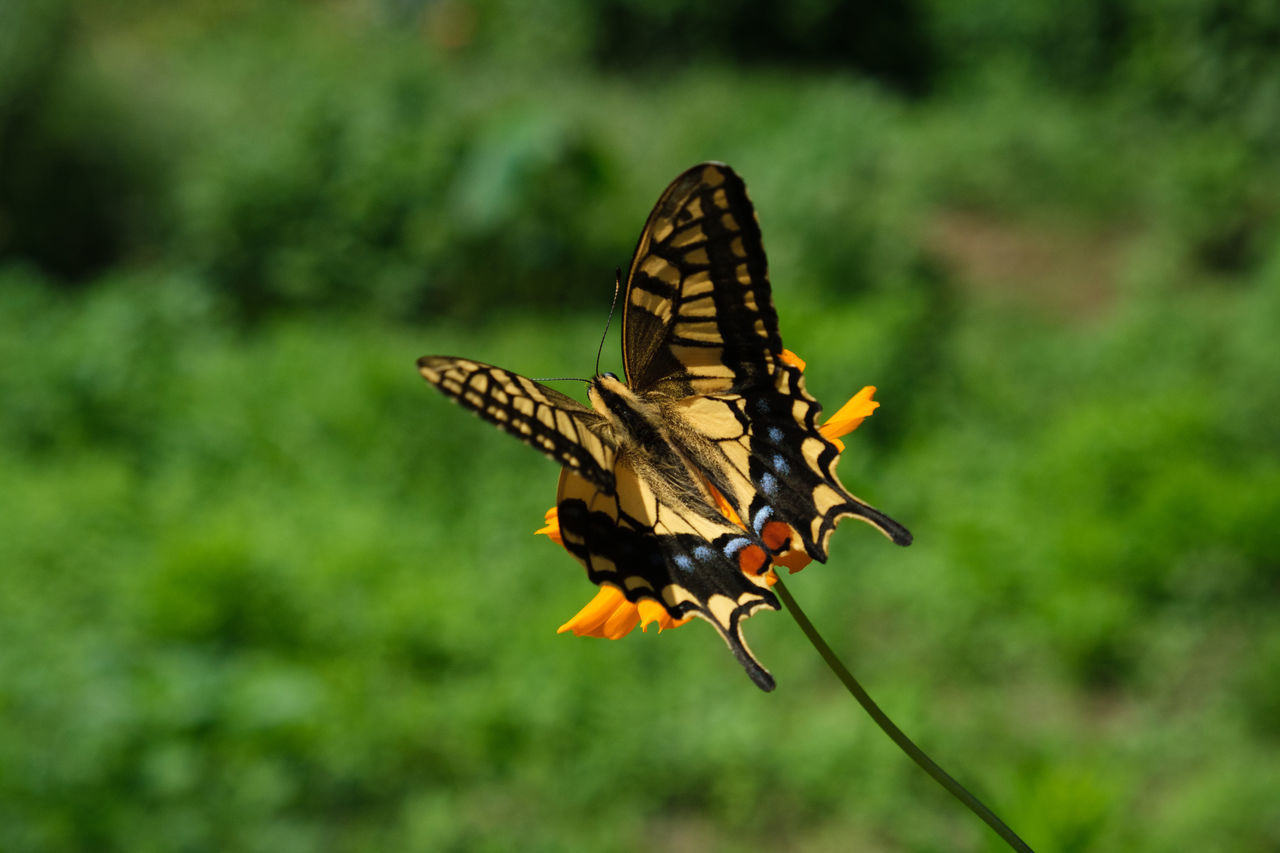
[{"x1": 773, "y1": 575, "x2": 1034, "y2": 853}]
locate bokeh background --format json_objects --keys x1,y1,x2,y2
[{"x1": 3, "y1": 1, "x2": 1278, "y2": 850}]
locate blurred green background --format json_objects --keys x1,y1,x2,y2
[{"x1": 3, "y1": 1, "x2": 1278, "y2": 850}]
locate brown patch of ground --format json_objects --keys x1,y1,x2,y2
[{"x1": 926, "y1": 209, "x2": 1136, "y2": 321}]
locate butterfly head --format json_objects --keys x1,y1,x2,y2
[
  {"x1": 588, "y1": 370, "x2": 665, "y2": 445},
  {"x1": 587, "y1": 371, "x2": 629, "y2": 412}
]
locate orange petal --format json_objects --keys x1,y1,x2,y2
[
  {"x1": 534, "y1": 505, "x2": 563, "y2": 545},
  {"x1": 820, "y1": 386, "x2": 879, "y2": 450},
  {"x1": 602, "y1": 602, "x2": 642, "y2": 639},
  {"x1": 557, "y1": 586, "x2": 625, "y2": 636},
  {"x1": 779, "y1": 349, "x2": 806, "y2": 371},
  {"x1": 637, "y1": 599, "x2": 667, "y2": 632},
  {"x1": 561, "y1": 587, "x2": 695, "y2": 638}
]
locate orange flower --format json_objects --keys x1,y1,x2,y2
[{"x1": 537, "y1": 349, "x2": 882, "y2": 639}]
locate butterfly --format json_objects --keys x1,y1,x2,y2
[{"x1": 419, "y1": 162, "x2": 911, "y2": 691}]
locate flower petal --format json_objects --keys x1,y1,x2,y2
[
  {"x1": 779, "y1": 348, "x2": 806, "y2": 371},
  {"x1": 557, "y1": 585, "x2": 626, "y2": 636},
  {"x1": 534, "y1": 505, "x2": 563, "y2": 545},
  {"x1": 602, "y1": 602, "x2": 642, "y2": 639},
  {"x1": 637, "y1": 599, "x2": 667, "y2": 632},
  {"x1": 820, "y1": 386, "x2": 879, "y2": 452}
]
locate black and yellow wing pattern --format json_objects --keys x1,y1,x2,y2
[
  {"x1": 419, "y1": 162, "x2": 911, "y2": 691},
  {"x1": 416, "y1": 357, "x2": 617, "y2": 491}
]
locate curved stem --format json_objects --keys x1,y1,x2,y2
[{"x1": 773, "y1": 575, "x2": 1034, "y2": 853}]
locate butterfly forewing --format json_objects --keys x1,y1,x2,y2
[
  {"x1": 622, "y1": 163, "x2": 782, "y2": 397},
  {"x1": 418, "y1": 356, "x2": 617, "y2": 492}
]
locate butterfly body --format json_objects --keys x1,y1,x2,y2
[
  {"x1": 587, "y1": 374, "x2": 745, "y2": 526},
  {"x1": 420, "y1": 163, "x2": 910, "y2": 690}
]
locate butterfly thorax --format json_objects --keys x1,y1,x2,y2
[{"x1": 588, "y1": 374, "x2": 731, "y2": 523}]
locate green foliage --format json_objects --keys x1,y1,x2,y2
[
  {"x1": 3, "y1": 2, "x2": 1280, "y2": 851},
  {"x1": 0, "y1": 0, "x2": 164, "y2": 280},
  {"x1": 165, "y1": 26, "x2": 617, "y2": 322},
  {"x1": 586, "y1": 0, "x2": 935, "y2": 92}
]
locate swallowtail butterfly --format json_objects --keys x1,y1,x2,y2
[{"x1": 419, "y1": 163, "x2": 911, "y2": 690}]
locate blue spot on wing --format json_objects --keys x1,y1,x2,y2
[
  {"x1": 752, "y1": 505, "x2": 773, "y2": 533},
  {"x1": 673, "y1": 553, "x2": 694, "y2": 573},
  {"x1": 768, "y1": 426, "x2": 784, "y2": 443},
  {"x1": 693, "y1": 545, "x2": 714, "y2": 562},
  {"x1": 772, "y1": 454, "x2": 790, "y2": 475},
  {"x1": 761, "y1": 472, "x2": 779, "y2": 496},
  {"x1": 722, "y1": 537, "x2": 750, "y2": 558}
]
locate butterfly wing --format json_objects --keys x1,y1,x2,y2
[
  {"x1": 555, "y1": 465, "x2": 781, "y2": 691},
  {"x1": 620, "y1": 162, "x2": 911, "y2": 560},
  {"x1": 678, "y1": 364, "x2": 913, "y2": 562},
  {"x1": 621, "y1": 162, "x2": 781, "y2": 397},
  {"x1": 418, "y1": 356, "x2": 617, "y2": 492}
]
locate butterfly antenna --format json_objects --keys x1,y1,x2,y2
[
  {"x1": 595, "y1": 268, "x2": 622, "y2": 377},
  {"x1": 535, "y1": 376, "x2": 589, "y2": 385}
]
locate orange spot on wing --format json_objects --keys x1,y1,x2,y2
[
  {"x1": 774, "y1": 549, "x2": 813, "y2": 574},
  {"x1": 707, "y1": 482, "x2": 745, "y2": 529},
  {"x1": 737, "y1": 543, "x2": 769, "y2": 575},
  {"x1": 762, "y1": 521, "x2": 792, "y2": 552}
]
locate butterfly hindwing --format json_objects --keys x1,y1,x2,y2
[
  {"x1": 418, "y1": 356, "x2": 617, "y2": 493},
  {"x1": 756, "y1": 361, "x2": 913, "y2": 553},
  {"x1": 555, "y1": 466, "x2": 780, "y2": 691}
]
